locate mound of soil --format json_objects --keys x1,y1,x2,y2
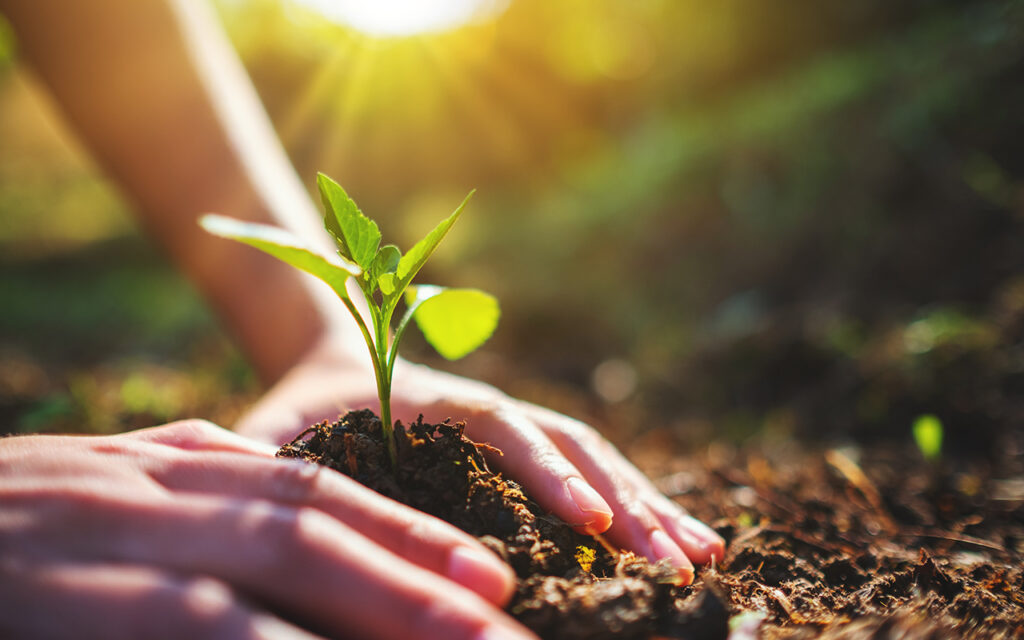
[
  {"x1": 276, "y1": 409, "x2": 728, "y2": 640},
  {"x1": 278, "y1": 409, "x2": 1024, "y2": 638}
]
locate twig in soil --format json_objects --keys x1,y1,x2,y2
[
  {"x1": 824, "y1": 449, "x2": 896, "y2": 531},
  {"x1": 592, "y1": 533, "x2": 621, "y2": 559},
  {"x1": 473, "y1": 441, "x2": 504, "y2": 457},
  {"x1": 759, "y1": 583, "x2": 800, "y2": 623},
  {"x1": 711, "y1": 467, "x2": 801, "y2": 517},
  {"x1": 762, "y1": 524, "x2": 859, "y2": 556},
  {"x1": 729, "y1": 524, "x2": 767, "y2": 549},
  {"x1": 901, "y1": 528, "x2": 1006, "y2": 553}
]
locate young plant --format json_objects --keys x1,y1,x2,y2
[
  {"x1": 200, "y1": 173, "x2": 499, "y2": 466},
  {"x1": 912, "y1": 413, "x2": 943, "y2": 462}
]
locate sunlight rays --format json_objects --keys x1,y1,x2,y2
[
  {"x1": 255, "y1": 0, "x2": 628, "y2": 199},
  {"x1": 278, "y1": 29, "x2": 568, "y2": 188},
  {"x1": 290, "y1": 0, "x2": 508, "y2": 37}
]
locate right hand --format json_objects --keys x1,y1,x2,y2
[
  {"x1": 0, "y1": 420, "x2": 532, "y2": 640},
  {"x1": 237, "y1": 337, "x2": 726, "y2": 584}
]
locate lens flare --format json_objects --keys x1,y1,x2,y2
[{"x1": 290, "y1": 0, "x2": 508, "y2": 37}]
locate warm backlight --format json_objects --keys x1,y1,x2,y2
[{"x1": 290, "y1": 0, "x2": 507, "y2": 37}]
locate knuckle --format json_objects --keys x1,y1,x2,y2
[
  {"x1": 173, "y1": 419, "x2": 221, "y2": 438},
  {"x1": 553, "y1": 422, "x2": 616, "y2": 459},
  {"x1": 276, "y1": 506, "x2": 330, "y2": 554},
  {"x1": 395, "y1": 517, "x2": 430, "y2": 559},
  {"x1": 528, "y1": 443, "x2": 580, "y2": 479},
  {"x1": 179, "y1": 576, "x2": 233, "y2": 617},
  {"x1": 546, "y1": 419, "x2": 591, "y2": 446},
  {"x1": 397, "y1": 516, "x2": 453, "y2": 563},
  {"x1": 167, "y1": 577, "x2": 247, "y2": 637},
  {"x1": 145, "y1": 419, "x2": 221, "y2": 446},
  {"x1": 615, "y1": 493, "x2": 657, "y2": 527},
  {"x1": 234, "y1": 502, "x2": 330, "y2": 576},
  {"x1": 406, "y1": 593, "x2": 485, "y2": 640},
  {"x1": 270, "y1": 459, "x2": 325, "y2": 503}
]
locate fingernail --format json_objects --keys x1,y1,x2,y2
[
  {"x1": 448, "y1": 546, "x2": 515, "y2": 605},
  {"x1": 251, "y1": 613, "x2": 322, "y2": 639},
  {"x1": 473, "y1": 626, "x2": 536, "y2": 640},
  {"x1": 649, "y1": 529, "x2": 694, "y2": 582},
  {"x1": 566, "y1": 477, "x2": 613, "y2": 534}
]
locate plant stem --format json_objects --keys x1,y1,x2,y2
[
  {"x1": 341, "y1": 297, "x2": 396, "y2": 466},
  {"x1": 371, "y1": 304, "x2": 398, "y2": 468}
]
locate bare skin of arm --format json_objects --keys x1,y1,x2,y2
[
  {"x1": 2, "y1": 0, "x2": 341, "y2": 384},
  {"x1": 0, "y1": 2, "x2": 724, "y2": 635}
]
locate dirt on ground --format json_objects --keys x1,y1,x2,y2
[
  {"x1": 277, "y1": 409, "x2": 1024, "y2": 639},
  {"x1": 643, "y1": 429, "x2": 1024, "y2": 639}
]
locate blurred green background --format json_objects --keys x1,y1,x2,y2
[{"x1": 2, "y1": 0, "x2": 1022, "y2": 456}]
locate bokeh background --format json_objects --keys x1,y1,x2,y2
[{"x1": 2, "y1": 0, "x2": 1023, "y2": 458}]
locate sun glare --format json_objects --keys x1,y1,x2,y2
[{"x1": 290, "y1": 0, "x2": 508, "y2": 37}]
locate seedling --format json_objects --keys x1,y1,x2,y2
[
  {"x1": 912, "y1": 413, "x2": 943, "y2": 461},
  {"x1": 201, "y1": 173, "x2": 499, "y2": 466}
]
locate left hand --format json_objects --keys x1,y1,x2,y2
[{"x1": 236, "y1": 336, "x2": 724, "y2": 583}]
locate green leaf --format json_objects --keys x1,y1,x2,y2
[
  {"x1": 200, "y1": 214, "x2": 358, "y2": 300},
  {"x1": 370, "y1": 244, "x2": 401, "y2": 290},
  {"x1": 379, "y1": 273, "x2": 397, "y2": 296},
  {"x1": 407, "y1": 286, "x2": 499, "y2": 360},
  {"x1": 394, "y1": 191, "x2": 474, "y2": 292},
  {"x1": 912, "y1": 414, "x2": 943, "y2": 461},
  {"x1": 317, "y1": 173, "x2": 381, "y2": 270}
]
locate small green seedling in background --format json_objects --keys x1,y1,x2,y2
[
  {"x1": 912, "y1": 413, "x2": 943, "y2": 461},
  {"x1": 201, "y1": 173, "x2": 499, "y2": 467}
]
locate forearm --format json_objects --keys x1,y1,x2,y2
[{"x1": 2, "y1": 0, "x2": 355, "y2": 383}]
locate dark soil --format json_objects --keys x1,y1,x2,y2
[
  {"x1": 643, "y1": 435, "x2": 1024, "y2": 639},
  {"x1": 277, "y1": 410, "x2": 721, "y2": 640},
  {"x1": 277, "y1": 410, "x2": 1024, "y2": 639}
]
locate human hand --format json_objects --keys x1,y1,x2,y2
[
  {"x1": 0, "y1": 420, "x2": 533, "y2": 640},
  {"x1": 236, "y1": 338, "x2": 725, "y2": 583}
]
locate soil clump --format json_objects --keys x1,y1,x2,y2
[{"x1": 277, "y1": 409, "x2": 728, "y2": 640}]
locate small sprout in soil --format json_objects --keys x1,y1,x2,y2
[
  {"x1": 574, "y1": 545, "x2": 596, "y2": 572},
  {"x1": 200, "y1": 173, "x2": 499, "y2": 467},
  {"x1": 912, "y1": 413, "x2": 943, "y2": 461}
]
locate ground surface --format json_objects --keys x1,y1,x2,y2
[
  {"x1": 277, "y1": 409, "x2": 1024, "y2": 639},
  {"x1": 637, "y1": 431, "x2": 1024, "y2": 638}
]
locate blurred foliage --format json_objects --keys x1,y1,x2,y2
[
  {"x1": 0, "y1": 12, "x2": 13, "y2": 67},
  {"x1": 1, "y1": 0, "x2": 1022, "y2": 453}
]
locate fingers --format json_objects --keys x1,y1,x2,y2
[
  {"x1": 645, "y1": 494, "x2": 726, "y2": 566},
  {"x1": 444, "y1": 405, "x2": 613, "y2": 536},
  {"x1": 538, "y1": 421, "x2": 694, "y2": 583},
  {"x1": 0, "y1": 561, "x2": 322, "y2": 640},
  {"x1": 3, "y1": 424, "x2": 534, "y2": 640},
  {"x1": 520, "y1": 403, "x2": 724, "y2": 579},
  {"x1": 389, "y1": 363, "x2": 723, "y2": 576},
  {"x1": 608, "y1": 454, "x2": 726, "y2": 565},
  {"x1": 591, "y1": 439, "x2": 725, "y2": 564},
  {"x1": 143, "y1": 449, "x2": 515, "y2": 605},
  {"x1": 126, "y1": 420, "x2": 279, "y2": 457},
  {"x1": 89, "y1": 495, "x2": 535, "y2": 640}
]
